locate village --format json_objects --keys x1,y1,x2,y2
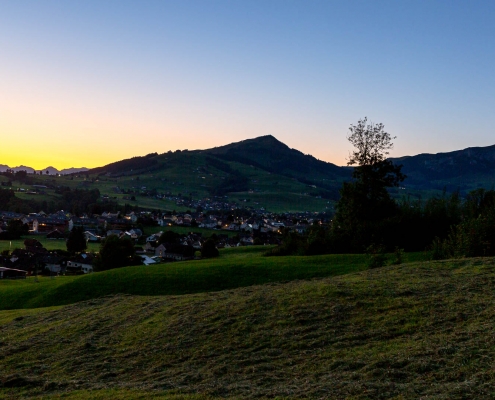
[{"x1": 0, "y1": 207, "x2": 324, "y2": 279}]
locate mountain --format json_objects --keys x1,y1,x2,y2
[
  {"x1": 203, "y1": 135, "x2": 348, "y2": 180},
  {"x1": 90, "y1": 135, "x2": 350, "y2": 182},
  {"x1": 59, "y1": 167, "x2": 90, "y2": 175},
  {"x1": 5, "y1": 136, "x2": 495, "y2": 213},
  {"x1": 0, "y1": 165, "x2": 36, "y2": 174},
  {"x1": 87, "y1": 136, "x2": 495, "y2": 206},
  {"x1": 391, "y1": 144, "x2": 495, "y2": 193},
  {"x1": 0, "y1": 165, "x2": 89, "y2": 175},
  {"x1": 88, "y1": 135, "x2": 352, "y2": 205}
]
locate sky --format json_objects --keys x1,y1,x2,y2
[{"x1": 1, "y1": 0, "x2": 495, "y2": 170}]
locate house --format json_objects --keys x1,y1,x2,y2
[
  {"x1": 43, "y1": 253, "x2": 67, "y2": 274},
  {"x1": 240, "y1": 236, "x2": 254, "y2": 245},
  {"x1": 146, "y1": 232, "x2": 162, "y2": 243},
  {"x1": 240, "y1": 223, "x2": 253, "y2": 231},
  {"x1": 226, "y1": 223, "x2": 240, "y2": 231},
  {"x1": 0, "y1": 267, "x2": 27, "y2": 279},
  {"x1": 144, "y1": 242, "x2": 156, "y2": 253},
  {"x1": 139, "y1": 255, "x2": 157, "y2": 265},
  {"x1": 125, "y1": 212, "x2": 138, "y2": 223},
  {"x1": 66, "y1": 253, "x2": 94, "y2": 274},
  {"x1": 102, "y1": 212, "x2": 120, "y2": 219},
  {"x1": 46, "y1": 229, "x2": 65, "y2": 240},
  {"x1": 155, "y1": 243, "x2": 194, "y2": 261},
  {"x1": 107, "y1": 229, "x2": 122, "y2": 237},
  {"x1": 162, "y1": 246, "x2": 195, "y2": 261},
  {"x1": 84, "y1": 231, "x2": 101, "y2": 242},
  {"x1": 70, "y1": 216, "x2": 99, "y2": 232},
  {"x1": 155, "y1": 244, "x2": 167, "y2": 257},
  {"x1": 32, "y1": 217, "x2": 69, "y2": 233},
  {"x1": 293, "y1": 224, "x2": 309, "y2": 234},
  {"x1": 160, "y1": 218, "x2": 175, "y2": 227},
  {"x1": 199, "y1": 221, "x2": 217, "y2": 229},
  {"x1": 191, "y1": 240, "x2": 203, "y2": 250},
  {"x1": 127, "y1": 229, "x2": 143, "y2": 239}
]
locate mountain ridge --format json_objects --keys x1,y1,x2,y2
[
  {"x1": 0, "y1": 165, "x2": 89, "y2": 175},
  {"x1": 5, "y1": 136, "x2": 495, "y2": 199}
]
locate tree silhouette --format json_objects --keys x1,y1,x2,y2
[
  {"x1": 66, "y1": 227, "x2": 87, "y2": 254},
  {"x1": 332, "y1": 118, "x2": 405, "y2": 252}
]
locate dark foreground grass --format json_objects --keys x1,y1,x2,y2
[
  {"x1": 0, "y1": 389, "x2": 223, "y2": 400},
  {"x1": 2, "y1": 257, "x2": 495, "y2": 399},
  {"x1": 0, "y1": 247, "x2": 377, "y2": 310}
]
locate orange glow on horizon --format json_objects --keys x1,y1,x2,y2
[{"x1": 0, "y1": 87, "x2": 349, "y2": 170}]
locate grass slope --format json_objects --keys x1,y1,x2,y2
[
  {"x1": 1, "y1": 257, "x2": 495, "y2": 399},
  {"x1": 0, "y1": 236, "x2": 100, "y2": 253},
  {"x1": 0, "y1": 247, "x2": 383, "y2": 310},
  {"x1": 12, "y1": 150, "x2": 335, "y2": 213}
]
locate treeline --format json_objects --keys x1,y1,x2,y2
[
  {"x1": 0, "y1": 186, "x2": 131, "y2": 216},
  {"x1": 205, "y1": 156, "x2": 250, "y2": 196},
  {"x1": 269, "y1": 189, "x2": 495, "y2": 259},
  {"x1": 90, "y1": 152, "x2": 159, "y2": 175},
  {"x1": 269, "y1": 117, "x2": 495, "y2": 261}
]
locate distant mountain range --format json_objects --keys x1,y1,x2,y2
[
  {"x1": 87, "y1": 135, "x2": 495, "y2": 199},
  {"x1": 390, "y1": 145, "x2": 495, "y2": 192},
  {"x1": 0, "y1": 165, "x2": 89, "y2": 175},
  {"x1": 5, "y1": 136, "x2": 495, "y2": 198}
]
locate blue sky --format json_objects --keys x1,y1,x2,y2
[{"x1": 1, "y1": 0, "x2": 495, "y2": 168}]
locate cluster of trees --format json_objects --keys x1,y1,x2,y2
[
  {"x1": 269, "y1": 118, "x2": 495, "y2": 259},
  {"x1": 0, "y1": 219, "x2": 29, "y2": 240},
  {"x1": 93, "y1": 235, "x2": 142, "y2": 271},
  {"x1": 0, "y1": 184, "x2": 140, "y2": 216},
  {"x1": 53, "y1": 187, "x2": 101, "y2": 216},
  {"x1": 430, "y1": 189, "x2": 495, "y2": 259}
]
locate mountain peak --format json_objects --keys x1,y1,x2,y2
[{"x1": 206, "y1": 135, "x2": 289, "y2": 155}]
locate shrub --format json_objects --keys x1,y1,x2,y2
[
  {"x1": 366, "y1": 244, "x2": 387, "y2": 269},
  {"x1": 201, "y1": 238, "x2": 219, "y2": 258},
  {"x1": 391, "y1": 247, "x2": 404, "y2": 265}
]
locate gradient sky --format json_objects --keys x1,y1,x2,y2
[{"x1": 2, "y1": 0, "x2": 495, "y2": 170}]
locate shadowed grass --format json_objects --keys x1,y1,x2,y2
[
  {"x1": 0, "y1": 247, "x2": 375, "y2": 310},
  {"x1": 0, "y1": 389, "x2": 226, "y2": 400},
  {"x1": 0, "y1": 236, "x2": 100, "y2": 253}
]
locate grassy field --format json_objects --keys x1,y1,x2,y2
[
  {"x1": 0, "y1": 228, "x2": 234, "y2": 255},
  {"x1": 144, "y1": 225, "x2": 237, "y2": 238},
  {"x1": 0, "y1": 246, "x2": 382, "y2": 310},
  {"x1": 0, "y1": 236, "x2": 101, "y2": 253},
  {"x1": 0, "y1": 246, "x2": 427, "y2": 310},
  {"x1": 1, "y1": 256, "x2": 495, "y2": 398}
]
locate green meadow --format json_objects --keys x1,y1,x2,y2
[
  {"x1": 1, "y1": 246, "x2": 409, "y2": 310},
  {"x1": 0, "y1": 236, "x2": 101, "y2": 253},
  {"x1": 1, "y1": 254, "x2": 495, "y2": 399}
]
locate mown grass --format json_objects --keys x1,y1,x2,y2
[
  {"x1": 0, "y1": 236, "x2": 100, "y2": 253},
  {"x1": 144, "y1": 226, "x2": 237, "y2": 238},
  {"x1": 0, "y1": 246, "x2": 388, "y2": 310},
  {"x1": 2, "y1": 257, "x2": 495, "y2": 398},
  {"x1": 0, "y1": 389, "x2": 224, "y2": 400}
]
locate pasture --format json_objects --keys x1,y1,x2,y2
[{"x1": 1, "y1": 256, "x2": 495, "y2": 398}]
